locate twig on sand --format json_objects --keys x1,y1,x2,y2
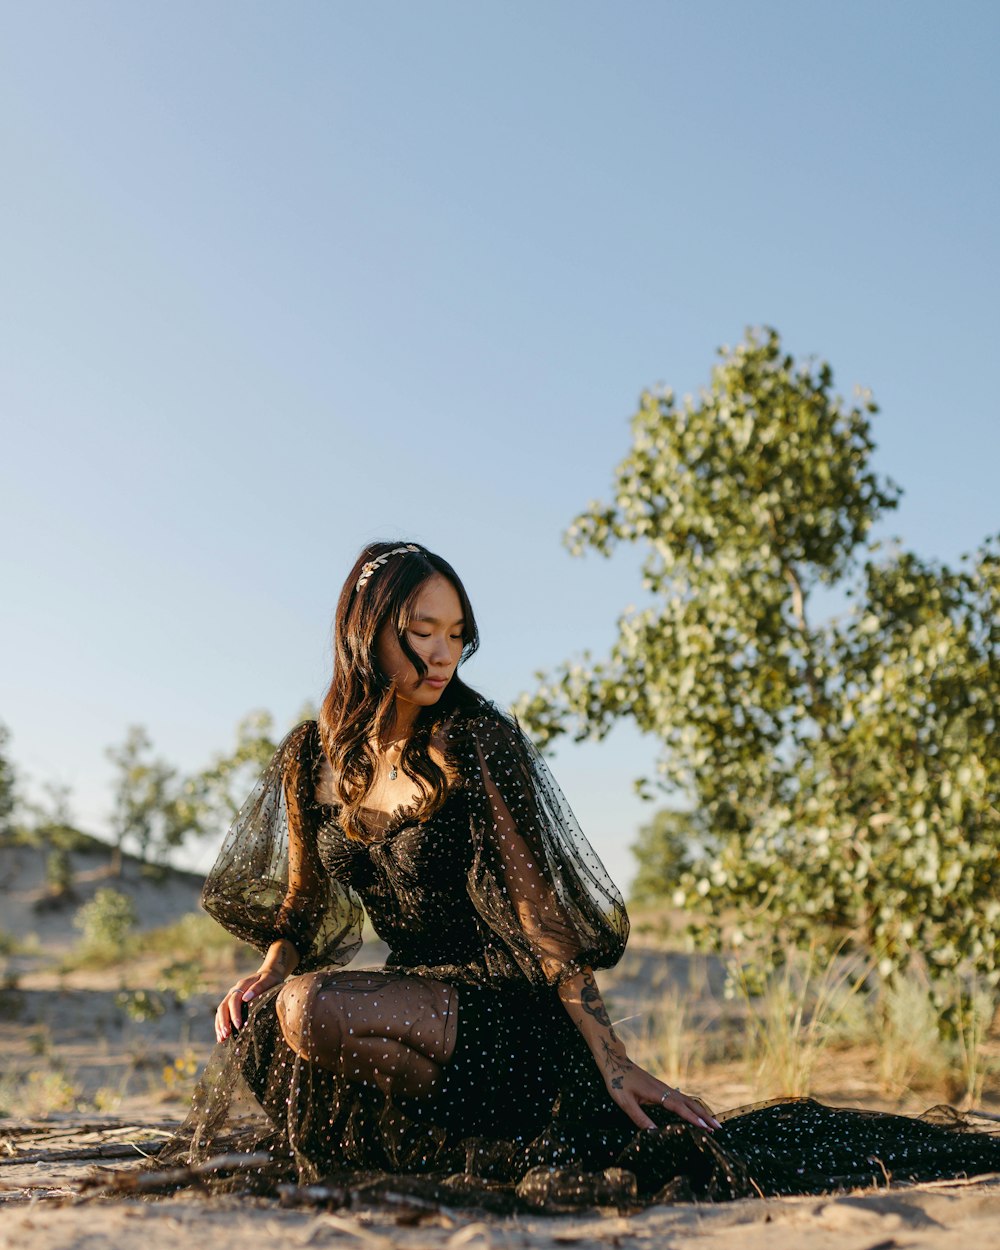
[
  {"x1": 894, "y1": 1172, "x2": 1000, "y2": 1191},
  {"x1": 0, "y1": 1141, "x2": 171, "y2": 1166},
  {"x1": 297, "y1": 1212, "x2": 400, "y2": 1248},
  {"x1": 76, "y1": 1151, "x2": 276, "y2": 1197},
  {"x1": 0, "y1": 1120, "x2": 181, "y2": 1139},
  {"x1": 279, "y1": 1182, "x2": 451, "y2": 1215},
  {"x1": 0, "y1": 1183, "x2": 80, "y2": 1202},
  {"x1": 278, "y1": 1183, "x2": 351, "y2": 1209},
  {"x1": 445, "y1": 1222, "x2": 494, "y2": 1247}
]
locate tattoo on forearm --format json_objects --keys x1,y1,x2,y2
[
  {"x1": 600, "y1": 1036, "x2": 634, "y2": 1076},
  {"x1": 565, "y1": 967, "x2": 633, "y2": 1090},
  {"x1": 580, "y1": 969, "x2": 620, "y2": 1042},
  {"x1": 269, "y1": 941, "x2": 296, "y2": 977}
]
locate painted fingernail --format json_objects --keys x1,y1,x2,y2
[
  {"x1": 697, "y1": 1117, "x2": 709, "y2": 1129},
  {"x1": 243, "y1": 990, "x2": 255, "y2": 1001}
]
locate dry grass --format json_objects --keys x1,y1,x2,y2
[
  {"x1": 868, "y1": 970, "x2": 1000, "y2": 1107},
  {"x1": 875, "y1": 973, "x2": 952, "y2": 1098},
  {"x1": 727, "y1": 942, "x2": 872, "y2": 1098},
  {"x1": 948, "y1": 976, "x2": 997, "y2": 1106},
  {"x1": 623, "y1": 986, "x2": 698, "y2": 1088},
  {"x1": 624, "y1": 943, "x2": 1000, "y2": 1111}
]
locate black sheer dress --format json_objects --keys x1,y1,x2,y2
[{"x1": 158, "y1": 701, "x2": 1000, "y2": 1210}]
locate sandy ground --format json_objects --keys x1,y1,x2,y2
[
  {"x1": 2, "y1": 1126, "x2": 1000, "y2": 1250},
  {"x1": 4, "y1": 838, "x2": 1000, "y2": 1246}
]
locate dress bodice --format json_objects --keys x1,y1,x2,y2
[
  {"x1": 201, "y1": 705, "x2": 629, "y2": 985},
  {"x1": 315, "y1": 790, "x2": 490, "y2": 974}
]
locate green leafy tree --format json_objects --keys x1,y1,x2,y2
[
  {"x1": 106, "y1": 727, "x2": 201, "y2": 871},
  {"x1": 187, "y1": 709, "x2": 280, "y2": 835},
  {"x1": 0, "y1": 723, "x2": 16, "y2": 840},
  {"x1": 30, "y1": 781, "x2": 81, "y2": 906},
  {"x1": 3, "y1": 753, "x2": 91, "y2": 906},
  {"x1": 102, "y1": 705, "x2": 317, "y2": 871},
  {"x1": 23, "y1": 779, "x2": 90, "y2": 849},
  {"x1": 44, "y1": 846, "x2": 76, "y2": 901},
  {"x1": 629, "y1": 807, "x2": 704, "y2": 907},
  {"x1": 187, "y1": 703, "x2": 318, "y2": 841},
  {"x1": 516, "y1": 326, "x2": 999, "y2": 996}
]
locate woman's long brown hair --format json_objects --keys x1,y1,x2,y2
[{"x1": 317, "y1": 541, "x2": 481, "y2": 840}]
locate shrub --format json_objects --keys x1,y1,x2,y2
[{"x1": 73, "y1": 887, "x2": 137, "y2": 954}]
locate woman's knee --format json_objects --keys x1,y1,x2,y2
[{"x1": 276, "y1": 973, "x2": 327, "y2": 1059}]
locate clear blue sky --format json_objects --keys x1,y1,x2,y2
[{"x1": 2, "y1": 2, "x2": 997, "y2": 891}]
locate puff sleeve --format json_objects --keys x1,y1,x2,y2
[
  {"x1": 459, "y1": 705, "x2": 629, "y2": 988},
  {"x1": 200, "y1": 720, "x2": 363, "y2": 974}
]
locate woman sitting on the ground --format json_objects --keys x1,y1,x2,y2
[{"x1": 162, "y1": 540, "x2": 1000, "y2": 1209}]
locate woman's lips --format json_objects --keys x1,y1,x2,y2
[{"x1": 423, "y1": 677, "x2": 448, "y2": 688}]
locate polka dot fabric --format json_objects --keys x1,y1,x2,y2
[{"x1": 157, "y1": 702, "x2": 1000, "y2": 1210}]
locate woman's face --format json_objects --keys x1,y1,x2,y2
[{"x1": 375, "y1": 573, "x2": 465, "y2": 712}]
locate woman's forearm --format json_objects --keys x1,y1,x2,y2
[
  {"x1": 557, "y1": 963, "x2": 721, "y2": 1133},
  {"x1": 557, "y1": 965, "x2": 635, "y2": 1090},
  {"x1": 259, "y1": 938, "x2": 300, "y2": 980}
]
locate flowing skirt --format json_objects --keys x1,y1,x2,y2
[{"x1": 155, "y1": 967, "x2": 1000, "y2": 1211}]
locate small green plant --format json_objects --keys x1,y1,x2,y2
[
  {"x1": 18, "y1": 1070, "x2": 79, "y2": 1116},
  {"x1": 136, "y1": 911, "x2": 242, "y2": 960},
  {"x1": 74, "y1": 887, "x2": 137, "y2": 955},
  {"x1": 158, "y1": 959, "x2": 202, "y2": 1003},
  {"x1": 160, "y1": 1049, "x2": 200, "y2": 1100},
  {"x1": 44, "y1": 847, "x2": 76, "y2": 900},
  {"x1": 0, "y1": 978, "x2": 24, "y2": 1020},
  {"x1": 115, "y1": 988, "x2": 166, "y2": 1022},
  {"x1": 27, "y1": 1027, "x2": 51, "y2": 1058},
  {"x1": 92, "y1": 1085, "x2": 125, "y2": 1113}
]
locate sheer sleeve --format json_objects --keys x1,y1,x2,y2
[
  {"x1": 458, "y1": 704, "x2": 629, "y2": 988},
  {"x1": 200, "y1": 720, "x2": 363, "y2": 975}
]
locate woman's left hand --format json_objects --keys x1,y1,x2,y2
[{"x1": 603, "y1": 1057, "x2": 722, "y2": 1133}]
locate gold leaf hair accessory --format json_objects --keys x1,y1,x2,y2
[{"x1": 355, "y1": 544, "x2": 422, "y2": 593}]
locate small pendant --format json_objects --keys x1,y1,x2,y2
[{"x1": 389, "y1": 764, "x2": 398, "y2": 782}]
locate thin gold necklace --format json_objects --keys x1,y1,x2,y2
[{"x1": 381, "y1": 737, "x2": 407, "y2": 782}]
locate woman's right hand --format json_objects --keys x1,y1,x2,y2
[{"x1": 214, "y1": 969, "x2": 282, "y2": 1043}]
